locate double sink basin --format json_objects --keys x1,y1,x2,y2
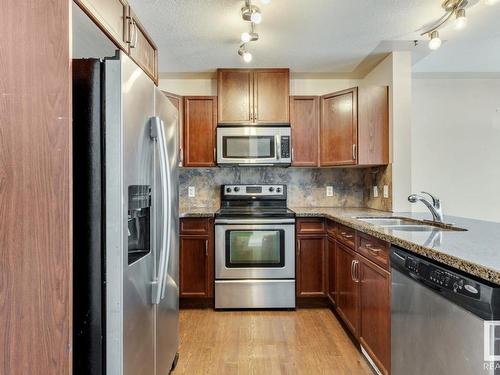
[{"x1": 354, "y1": 216, "x2": 467, "y2": 232}]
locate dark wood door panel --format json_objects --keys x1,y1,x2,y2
[
  {"x1": 327, "y1": 236, "x2": 336, "y2": 305},
  {"x1": 180, "y1": 236, "x2": 211, "y2": 297},
  {"x1": 320, "y1": 88, "x2": 358, "y2": 166},
  {"x1": 290, "y1": 96, "x2": 320, "y2": 166},
  {"x1": 335, "y1": 242, "x2": 360, "y2": 337},
  {"x1": 217, "y1": 69, "x2": 253, "y2": 124},
  {"x1": 296, "y1": 236, "x2": 326, "y2": 297},
  {"x1": 359, "y1": 256, "x2": 391, "y2": 375},
  {"x1": 183, "y1": 96, "x2": 217, "y2": 167},
  {"x1": 253, "y1": 69, "x2": 290, "y2": 124}
]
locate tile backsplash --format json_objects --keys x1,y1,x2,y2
[{"x1": 179, "y1": 166, "x2": 392, "y2": 211}]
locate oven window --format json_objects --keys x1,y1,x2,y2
[
  {"x1": 225, "y1": 230, "x2": 285, "y2": 268},
  {"x1": 222, "y1": 136, "x2": 275, "y2": 159}
]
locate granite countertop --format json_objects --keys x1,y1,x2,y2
[
  {"x1": 291, "y1": 207, "x2": 500, "y2": 285},
  {"x1": 180, "y1": 207, "x2": 217, "y2": 218}
]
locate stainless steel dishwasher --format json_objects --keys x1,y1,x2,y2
[{"x1": 391, "y1": 246, "x2": 500, "y2": 375}]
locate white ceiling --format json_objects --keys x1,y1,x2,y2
[{"x1": 126, "y1": 0, "x2": 500, "y2": 74}]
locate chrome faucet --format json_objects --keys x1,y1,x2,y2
[{"x1": 408, "y1": 192, "x2": 444, "y2": 223}]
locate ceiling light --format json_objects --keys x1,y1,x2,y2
[
  {"x1": 250, "y1": 10, "x2": 262, "y2": 24},
  {"x1": 428, "y1": 30, "x2": 442, "y2": 50},
  {"x1": 241, "y1": 31, "x2": 259, "y2": 43},
  {"x1": 455, "y1": 8, "x2": 467, "y2": 29},
  {"x1": 238, "y1": 44, "x2": 253, "y2": 63},
  {"x1": 241, "y1": 4, "x2": 262, "y2": 24}
]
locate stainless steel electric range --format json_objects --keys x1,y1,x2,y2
[{"x1": 214, "y1": 184, "x2": 296, "y2": 309}]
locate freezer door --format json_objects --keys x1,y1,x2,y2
[
  {"x1": 105, "y1": 52, "x2": 156, "y2": 375},
  {"x1": 153, "y1": 88, "x2": 180, "y2": 375}
]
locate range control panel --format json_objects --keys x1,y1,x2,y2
[
  {"x1": 405, "y1": 256, "x2": 481, "y2": 299},
  {"x1": 223, "y1": 184, "x2": 286, "y2": 197}
]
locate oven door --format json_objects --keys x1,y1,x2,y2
[
  {"x1": 216, "y1": 127, "x2": 291, "y2": 165},
  {"x1": 215, "y1": 219, "x2": 295, "y2": 279}
]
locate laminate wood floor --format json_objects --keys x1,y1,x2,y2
[{"x1": 172, "y1": 308, "x2": 373, "y2": 375}]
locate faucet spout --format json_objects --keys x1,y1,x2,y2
[{"x1": 408, "y1": 192, "x2": 444, "y2": 223}]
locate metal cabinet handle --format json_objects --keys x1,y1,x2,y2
[
  {"x1": 213, "y1": 147, "x2": 216, "y2": 163},
  {"x1": 179, "y1": 147, "x2": 184, "y2": 166},
  {"x1": 291, "y1": 147, "x2": 294, "y2": 162},
  {"x1": 352, "y1": 144, "x2": 357, "y2": 161},
  {"x1": 356, "y1": 261, "x2": 361, "y2": 283},
  {"x1": 351, "y1": 260, "x2": 355, "y2": 282},
  {"x1": 341, "y1": 232, "x2": 353, "y2": 239},
  {"x1": 297, "y1": 241, "x2": 301, "y2": 257},
  {"x1": 205, "y1": 240, "x2": 208, "y2": 257},
  {"x1": 129, "y1": 19, "x2": 138, "y2": 48}
]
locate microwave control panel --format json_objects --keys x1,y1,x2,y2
[{"x1": 281, "y1": 136, "x2": 290, "y2": 158}]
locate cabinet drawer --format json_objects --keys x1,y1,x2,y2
[
  {"x1": 296, "y1": 218, "x2": 325, "y2": 234},
  {"x1": 335, "y1": 224, "x2": 355, "y2": 249},
  {"x1": 357, "y1": 233, "x2": 390, "y2": 270},
  {"x1": 180, "y1": 218, "x2": 211, "y2": 235},
  {"x1": 326, "y1": 220, "x2": 336, "y2": 237}
]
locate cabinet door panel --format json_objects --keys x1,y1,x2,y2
[
  {"x1": 296, "y1": 236, "x2": 326, "y2": 297},
  {"x1": 335, "y1": 242, "x2": 359, "y2": 337},
  {"x1": 128, "y1": 9, "x2": 158, "y2": 83},
  {"x1": 320, "y1": 88, "x2": 357, "y2": 166},
  {"x1": 217, "y1": 69, "x2": 253, "y2": 124},
  {"x1": 180, "y1": 237, "x2": 210, "y2": 297},
  {"x1": 184, "y1": 96, "x2": 217, "y2": 167},
  {"x1": 327, "y1": 236, "x2": 336, "y2": 305},
  {"x1": 290, "y1": 96, "x2": 320, "y2": 166},
  {"x1": 75, "y1": 0, "x2": 128, "y2": 50},
  {"x1": 254, "y1": 69, "x2": 290, "y2": 124},
  {"x1": 359, "y1": 256, "x2": 391, "y2": 375}
]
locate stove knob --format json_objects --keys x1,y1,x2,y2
[
  {"x1": 276, "y1": 187, "x2": 282, "y2": 193},
  {"x1": 226, "y1": 187, "x2": 232, "y2": 193},
  {"x1": 269, "y1": 187, "x2": 275, "y2": 192},
  {"x1": 234, "y1": 186, "x2": 240, "y2": 192}
]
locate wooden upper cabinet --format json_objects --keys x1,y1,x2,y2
[
  {"x1": 359, "y1": 256, "x2": 391, "y2": 375},
  {"x1": 217, "y1": 69, "x2": 253, "y2": 124},
  {"x1": 290, "y1": 96, "x2": 320, "y2": 167},
  {"x1": 183, "y1": 96, "x2": 217, "y2": 167},
  {"x1": 127, "y1": 8, "x2": 158, "y2": 83},
  {"x1": 320, "y1": 86, "x2": 388, "y2": 167},
  {"x1": 217, "y1": 68, "x2": 290, "y2": 125},
  {"x1": 253, "y1": 69, "x2": 290, "y2": 124},
  {"x1": 320, "y1": 88, "x2": 358, "y2": 166},
  {"x1": 75, "y1": 0, "x2": 129, "y2": 50}
]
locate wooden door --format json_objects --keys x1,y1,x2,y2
[
  {"x1": 253, "y1": 69, "x2": 290, "y2": 124},
  {"x1": 180, "y1": 236, "x2": 212, "y2": 297},
  {"x1": 183, "y1": 96, "x2": 217, "y2": 167},
  {"x1": 217, "y1": 69, "x2": 253, "y2": 124},
  {"x1": 296, "y1": 236, "x2": 327, "y2": 297},
  {"x1": 320, "y1": 88, "x2": 358, "y2": 166},
  {"x1": 359, "y1": 256, "x2": 391, "y2": 375},
  {"x1": 327, "y1": 236, "x2": 336, "y2": 305},
  {"x1": 162, "y1": 91, "x2": 184, "y2": 166},
  {"x1": 128, "y1": 8, "x2": 158, "y2": 83},
  {"x1": 75, "y1": 0, "x2": 129, "y2": 50},
  {"x1": 290, "y1": 96, "x2": 320, "y2": 166},
  {"x1": 335, "y1": 242, "x2": 360, "y2": 337}
]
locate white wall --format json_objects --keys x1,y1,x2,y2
[
  {"x1": 362, "y1": 52, "x2": 413, "y2": 212},
  {"x1": 412, "y1": 78, "x2": 500, "y2": 222}
]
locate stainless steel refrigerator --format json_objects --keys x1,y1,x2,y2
[{"x1": 73, "y1": 51, "x2": 179, "y2": 375}]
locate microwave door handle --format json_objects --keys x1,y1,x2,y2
[
  {"x1": 150, "y1": 116, "x2": 171, "y2": 305},
  {"x1": 275, "y1": 135, "x2": 280, "y2": 161}
]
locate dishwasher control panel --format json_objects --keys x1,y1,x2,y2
[{"x1": 405, "y1": 256, "x2": 481, "y2": 299}]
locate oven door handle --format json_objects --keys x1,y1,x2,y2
[{"x1": 214, "y1": 218, "x2": 296, "y2": 225}]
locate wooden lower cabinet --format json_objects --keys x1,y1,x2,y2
[
  {"x1": 359, "y1": 255, "x2": 391, "y2": 375},
  {"x1": 335, "y1": 241, "x2": 360, "y2": 337},
  {"x1": 327, "y1": 236, "x2": 336, "y2": 305},
  {"x1": 296, "y1": 236, "x2": 327, "y2": 297}
]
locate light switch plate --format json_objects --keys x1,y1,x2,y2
[
  {"x1": 383, "y1": 185, "x2": 389, "y2": 199},
  {"x1": 188, "y1": 186, "x2": 196, "y2": 198},
  {"x1": 373, "y1": 186, "x2": 379, "y2": 198},
  {"x1": 326, "y1": 186, "x2": 334, "y2": 197}
]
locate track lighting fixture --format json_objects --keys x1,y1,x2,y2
[
  {"x1": 241, "y1": 1, "x2": 262, "y2": 24},
  {"x1": 419, "y1": 0, "x2": 488, "y2": 51},
  {"x1": 238, "y1": 44, "x2": 252, "y2": 63},
  {"x1": 241, "y1": 23, "x2": 259, "y2": 43},
  {"x1": 237, "y1": 0, "x2": 266, "y2": 62}
]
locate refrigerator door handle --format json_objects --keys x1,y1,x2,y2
[{"x1": 150, "y1": 116, "x2": 171, "y2": 305}]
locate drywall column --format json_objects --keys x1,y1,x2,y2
[{"x1": 362, "y1": 52, "x2": 412, "y2": 212}]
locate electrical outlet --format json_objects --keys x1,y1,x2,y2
[
  {"x1": 373, "y1": 186, "x2": 379, "y2": 198},
  {"x1": 326, "y1": 186, "x2": 334, "y2": 197},
  {"x1": 383, "y1": 185, "x2": 389, "y2": 199},
  {"x1": 188, "y1": 186, "x2": 196, "y2": 198}
]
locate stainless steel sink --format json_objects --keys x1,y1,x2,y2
[{"x1": 354, "y1": 216, "x2": 467, "y2": 232}]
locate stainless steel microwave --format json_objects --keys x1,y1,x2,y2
[{"x1": 216, "y1": 126, "x2": 291, "y2": 166}]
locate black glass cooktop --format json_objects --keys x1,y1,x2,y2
[{"x1": 215, "y1": 207, "x2": 296, "y2": 219}]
